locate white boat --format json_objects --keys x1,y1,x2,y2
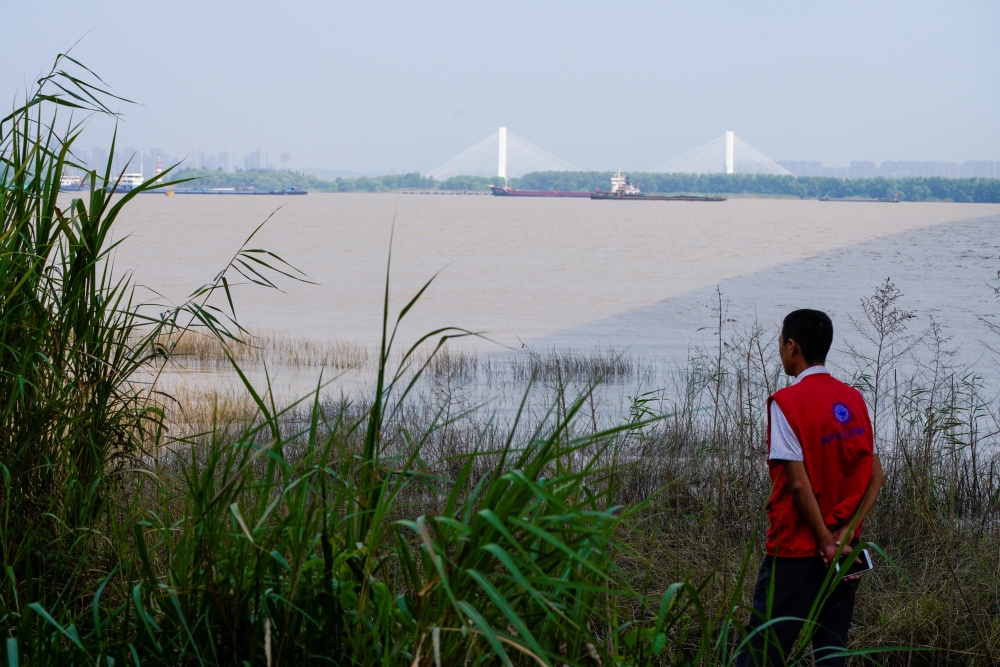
[
  {"x1": 112, "y1": 173, "x2": 145, "y2": 192},
  {"x1": 59, "y1": 175, "x2": 84, "y2": 191}
]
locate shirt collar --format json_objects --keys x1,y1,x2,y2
[{"x1": 793, "y1": 365, "x2": 829, "y2": 385}]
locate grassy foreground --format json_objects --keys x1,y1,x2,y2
[
  {"x1": 152, "y1": 302, "x2": 1000, "y2": 667},
  {"x1": 1, "y1": 56, "x2": 998, "y2": 665}
]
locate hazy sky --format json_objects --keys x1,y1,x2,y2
[{"x1": 4, "y1": 1, "x2": 998, "y2": 173}]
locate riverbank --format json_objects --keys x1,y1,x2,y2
[
  {"x1": 169, "y1": 168, "x2": 499, "y2": 193},
  {"x1": 515, "y1": 171, "x2": 1000, "y2": 202},
  {"x1": 166, "y1": 168, "x2": 1000, "y2": 202}
]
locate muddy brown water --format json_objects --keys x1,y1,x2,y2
[{"x1": 105, "y1": 194, "x2": 1000, "y2": 356}]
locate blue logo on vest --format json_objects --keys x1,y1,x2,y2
[{"x1": 833, "y1": 403, "x2": 851, "y2": 424}]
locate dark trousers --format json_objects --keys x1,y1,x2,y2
[{"x1": 735, "y1": 555, "x2": 859, "y2": 667}]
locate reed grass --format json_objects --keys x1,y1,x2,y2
[
  {"x1": 152, "y1": 329, "x2": 373, "y2": 369},
  {"x1": 152, "y1": 329, "x2": 653, "y2": 386}
]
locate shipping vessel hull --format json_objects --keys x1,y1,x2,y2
[
  {"x1": 591, "y1": 192, "x2": 726, "y2": 202},
  {"x1": 489, "y1": 186, "x2": 591, "y2": 198},
  {"x1": 171, "y1": 187, "x2": 308, "y2": 195},
  {"x1": 819, "y1": 196, "x2": 898, "y2": 203}
]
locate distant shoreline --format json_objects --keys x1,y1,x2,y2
[
  {"x1": 334, "y1": 192, "x2": 986, "y2": 202},
  {"x1": 158, "y1": 168, "x2": 1000, "y2": 203}
]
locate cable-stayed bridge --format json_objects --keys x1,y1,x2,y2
[
  {"x1": 651, "y1": 132, "x2": 790, "y2": 175},
  {"x1": 426, "y1": 128, "x2": 789, "y2": 179},
  {"x1": 427, "y1": 128, "x2": 581, "y2": 180}
]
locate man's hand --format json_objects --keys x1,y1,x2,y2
[
  {"x1": 818, "y1": 536, "x2": 841, "y2": 568},
  {"x1": 782, "y1": 461, "x2": 870, "y2": 581},
  {"x1": 828, "y1": 525, "x2": 856, "y2": 560},
  {"x1": 826, "y1": 526, "x2": 863, "y2": 581},
  {"x1": 825, "y1": 454, "x2": 886, "y2": 582}
]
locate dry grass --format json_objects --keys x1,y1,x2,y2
[
  {"x1": 150, "y1": 329, "x2": 654, "y2": 383},
  {"x1": 152, "y1": 329, "x2": 373, "y2": 369}
]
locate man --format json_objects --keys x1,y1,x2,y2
[{"x1": 736, "y1": 309, "x2": 885, "y2": 667}]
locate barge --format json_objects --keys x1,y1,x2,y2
[
  {"x1": 171, "y1": 187, "x2": 308, "y2": 195},
  {"x1": 489, "y1": 185, "x2": 591, "y2": 198},
  {"x1": 819, "y1": 195, "x2": 899, "y2": 203}
]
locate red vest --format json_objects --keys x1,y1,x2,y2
[{"x1": 766, "y1": 373, "x2": 874, "y2": 557}]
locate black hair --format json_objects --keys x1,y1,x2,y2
[{"x1": 781, "y1": 309, "x2": 833, "y2": 364}]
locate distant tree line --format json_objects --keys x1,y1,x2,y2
[
  {"x1": 170, "y1": 169, "x2": 501, "y2": 193},
  {"x1": 514, "y1": 171, "x2": 1000, "y2": 203},
  {"x1": 169, "y1": 168, "x2": 1000, "y2": 202},
  {"x1": 170, "y1": 169, "x2": 338, "y2": 192}
]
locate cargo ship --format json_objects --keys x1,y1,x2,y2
[
  {"x1": 171, "y1": 187, "x2": 308, "y2": 195},
  {"x1": 489, "y1": 184, "x2": 591, "y2": 198},
  {"x1": 590, "y1": 170, "x2": 726, "y2": 201},
  {"x1": 819, "y1": 195, "x2": 899, "y2": 203}
]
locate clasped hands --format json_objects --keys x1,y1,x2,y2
[{"x1": 819, "y1": 525, "x2": 864, "y2": 582}]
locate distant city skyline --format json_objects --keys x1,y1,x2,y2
[
  {"x1": 69, "y1": 147, "x2": 271, "y2": 179},
  {"x1": 67, "y1": 139, "x2": 1000, "y2": 182},
  {"x1": 776, "y1": 159, "x2": 1000, "y2": 180}
]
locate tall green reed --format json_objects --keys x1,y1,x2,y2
[{"x1": 0, "y1": 53, "x2": 310, "y2": 663}]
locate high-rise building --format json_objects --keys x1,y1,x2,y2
[
  {"x1": 244, "y1": 150, "x2": 268, "y2": 171},
  {"x1": 848, "y1": 161, "x2": 878, "y2": 178},
  {"x1": 90, "y1": 147, "x2": 107, "y2": 173},
  {"x1": 776, "y1": 160, "x2": 822, "y2": 177},
  {"x1": 963, "y1": 161, "x2": 1000, "y2": 178},
  {"x1": 188, "y1": 150, "x2": 203, "y2": 170},
  {"x1": 69, "y1": 149, "x2": 90, "y2": 172},
  {"x1": 218, "y1": 150, "x2": 232, "y2": 173},
  {"x1": 776, "y1": 159, "x2": 1000, "y2": 179},
  {"x1": 114, "y1": 147, "x2": 139, "y2": 176}
]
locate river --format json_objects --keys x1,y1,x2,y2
[{"x1": 108, "y1": 193, "x2": 1000, "y2": 361}]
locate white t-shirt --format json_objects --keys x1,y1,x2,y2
[{"x1": 768, "y1": 365, "x2": 877, "y2": 461}]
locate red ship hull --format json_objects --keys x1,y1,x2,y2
[{"x1": 489, "y1": 185, "x2": 591, "y2": 198}]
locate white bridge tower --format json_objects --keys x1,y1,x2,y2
[
  {"x1": 427, "y1": 127, "x2": 580, "y2": 180},
  {"x1": 725, "y1": 130, "x2": 734, "y2": 174},
  {"x1": 498, "y1": 126, "x2": 507, "y2": 182},
  {"x1": 651, "y1": 130, "x2": 790, "y2": 175}
]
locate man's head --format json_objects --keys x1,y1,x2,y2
[{"x1": 779, "y1": 309, "x2": 833, "y2": 376}]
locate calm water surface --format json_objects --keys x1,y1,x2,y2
[{"x1": 107, "y1": 194, "x2": 1000, "y2": 362}]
